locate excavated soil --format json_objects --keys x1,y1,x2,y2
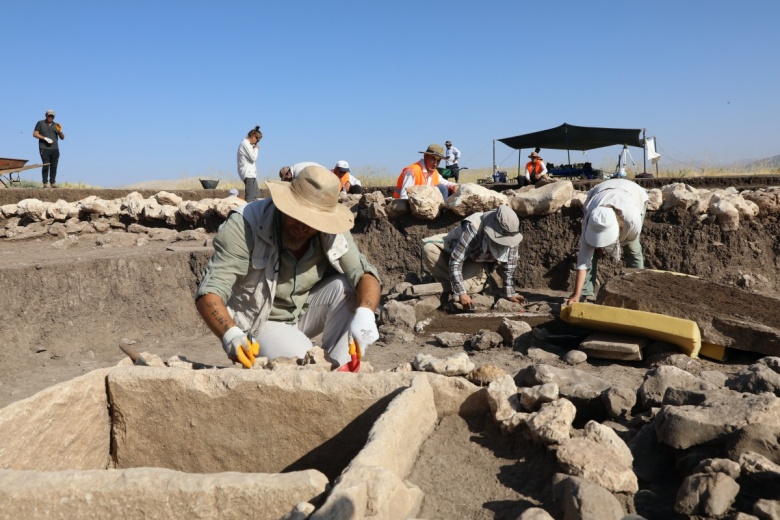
[{"x1": 2, "y1": 181, "x2": 780, "y2": 519}]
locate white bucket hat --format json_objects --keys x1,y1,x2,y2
[
  {"x1": 484, "y1": 205, "x2": 523, "y2": 246},
  {"x1": 585, "y1": 206, "x2": 619, "y2": 248},
  {"x1": 266, "y1": 165, "x2": 354, "y2": 234}
]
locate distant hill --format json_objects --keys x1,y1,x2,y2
[{"x1": 745, "y1": 155, "x2": 780, "y2": 170}]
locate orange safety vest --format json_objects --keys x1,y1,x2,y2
[
  {"x1": 338, "y1": 171, "x2": 350, "y2": 191},
  {"x1": 526, "y1": 161, "x2": 544, "y2": 175},
  {"x1": 393, "y1": 161, "x2": 440, "y2": 199}
]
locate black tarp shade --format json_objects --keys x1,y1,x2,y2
[{"x1": 498, "y1": 123, "x2": 643, "y2": 151}]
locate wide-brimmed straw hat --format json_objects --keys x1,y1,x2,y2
[
  {"x1": 266, "y1": 165, "x2": 354, "y2": 234},
  {"x1": 584, "y1": 206, "x2": 619, "y2": 248},
  {"x1": 419, "y1": 143, "x2": 446, "y2": 159},
  {"x1": 528, "y1": 151, "x2": 542, "y2": 160},
  {"x1": 484, "y1": 205, "x2": 523, "y2": 246}
]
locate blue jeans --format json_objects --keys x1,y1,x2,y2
[
  {"x1": 39, "y1": 148, "x2": 60, "y2": 184},
  {"x1": 436, "y1": 184, "x2": 448, "y2": 201}
]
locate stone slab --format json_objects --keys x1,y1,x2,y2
[
  {"x1": 0, "y1": 467, "x2": 327, "y2": 520},
  {"x1": 0, "y1": 368, "x2": 111, "y2": 471},
  {"x1": 579, "y1": 332, "x2": 649, "y2": 361},
  {"x1": 108, "y1": 368, "x2": 413, "y2": 478}
]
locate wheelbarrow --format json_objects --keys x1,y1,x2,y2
[{"x1": 0, "y1": 158, "x2": 48, "y2": 188}]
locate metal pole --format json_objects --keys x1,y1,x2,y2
[
  {"x1": 655, "y1": 137, "x2": 659, "y2": 176},
  {"x1": 492, "y1": 140, "x2": 496, "y2": 176},
  {"x1": 518, "y1": 149, "x2": 522, "y2": 181},
  {"x1": 642, "y1": 128, "x2": 647, "y2": 174}
]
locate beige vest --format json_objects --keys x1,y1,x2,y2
[{"x1": 228, "y1": 199, "x2": 348, "y2": 336}]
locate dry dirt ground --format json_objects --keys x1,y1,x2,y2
[{"x1": 1, "y1": 181, "x2": 778, "y2": 519}]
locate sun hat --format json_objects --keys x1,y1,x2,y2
[
  {"x1": 584, "y1": 206, "x2": 619, "y2": 248},
  {"x1": 46, "y1": 109, "x2": 55, "y2": 116},
  {"x1": 418, "y1": 143, "x2": 446, "y2": 159},
  {"x1": 528, "y1": 151, "x2": 542, "y2": 160},
  {"x1": 266, "y1": 165, "x2": 354, "y2": 234},
  {"x1": 228, "y1": 188, "x2": 239, "y2": 197},
  {"x1": 484, "y1": 205, "x2": 523, "y2": 246},
  {"x1": 335, "y1": 160, "x2": 350, "y2": 172}
]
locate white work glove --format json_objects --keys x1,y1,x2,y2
[
  {"x1": 349, "y1": 307, "x2": 379, "y2": 358},
  {"x1": 44, "y1": 137, "x2": 53, "y2": 144},
  {"x1": 221, "y1": 326, "x2": 259, "y2": 369}
]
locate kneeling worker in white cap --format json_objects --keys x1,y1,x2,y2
[
  {"x1": 421, "y1": 204, "x2": 526, "y2": 311},
  {"x1": 565, "y1": 178, "x2": 649, "y2": 306},
  {"x1": 195, "y1": 165, "x2": 381, "y2": 370}
]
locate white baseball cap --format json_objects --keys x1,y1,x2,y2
[
  {"x1": 335, "y1": 160, "x2": 349, "y2": 172},
  {"x1": 584, "y1": 206, "x2": 619, "y2": 248}
]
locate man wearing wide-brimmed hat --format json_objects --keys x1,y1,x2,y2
[
  {"x1": 195, "y1": 165, "x2": 381, "y2": 370},
  {"x1": 523, "y1": 151, "x2": 548, "y2": 186},
  {"x1": 564, "y1": 178, "x2": 648, "y2": 306},
  {"x1": 421, "y1": 204, "x2": 526, "y2": 311},
  {"x1": 393, "y1": 143, "x2": 458, "y2": 200}
]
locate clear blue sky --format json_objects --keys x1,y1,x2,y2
[{"x1": 2, "y1": 1, "x2": 778, "y2": 187}]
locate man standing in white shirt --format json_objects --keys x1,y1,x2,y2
[
  {"x1": 444, "y1": 140, "x2": 461, "y2": 182},
  {"x1": 236, "y1": 126, "x2": 262, "y2": 202}
]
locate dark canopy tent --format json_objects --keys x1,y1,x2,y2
[
  {"x1": 496, "y1": 123, "x2": 649, "y2": 175},
  {"x1": 498, "y1": 123, "x2": 643, "y2": 151}
]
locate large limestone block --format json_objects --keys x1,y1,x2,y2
[
  {"x1": 526, "y1": 398, "x2": 576, "y2": 445},
  {"x1": 418, "y1": 372, "x2": 487, "y2": 417},
  {"x1": 407, "y1": 185, "x2": 443, "y2": 220},
  {"x1": 0, "y1": 368, "x2": 110, "y2": 471},
  {"x1": 0, "y1": 467, "x2": 328, "y2": 520},
  {"x1": 600, "y1": 269, "x2": 780, "y2": 356},
  {"x1": 443, "y1": 183, "x2": 508, "y2": 216},
  {"x1": 312, "y1": 464, "x2": 423, "y2": 520},
  {"x1": 661, "y1": 183, "x2": 698, "y2": 211},
  {"x1": 638, "y1": 365, "x2": 716, "y2": 408},
  {"x1": 15, "y1": 198, "x2": 49, "y2": 221},
  {"x1": 743, "y1": 189, "x2": 780, "y2": 217},
  {"x1": 674, "y1": 472, "x2": 740, "y2": 517},
  {"x1": 655, "y1": 392, "x2": 780, "y2": 449},
  {"x1": 507, "y1": 180, "x2": 573, "y2": 216},
  {"x1": 555, "y1": 437, "x2": 638, "y2": 493},
  {"x1": 552, "y1": 474, "x2": 625, "y2": 520},
  {"x1": 517, "y1": 364, "x2": 612, "y2": 395},
  {"x1": 108, "y1": 368, "x2": 412, "y2": 476},
  {"x1": 350, "y1": 376, "x2": 436, "y2": 478}
]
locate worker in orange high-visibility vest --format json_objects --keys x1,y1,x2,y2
[
  {"x1": 393, "y1": 143, "x2": 458, "y2": 200},
  {"x1": 523, "y1": 151, "x2": 549, "y2": 185},
  {"x1": 332, "y1": 160, "x2": 363, "y2": 194}
]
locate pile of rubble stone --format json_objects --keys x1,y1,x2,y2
[{"x1": 3, "y1": 181, "x2": 780, "y2": 242}]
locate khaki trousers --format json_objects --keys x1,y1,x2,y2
[{"x1": 421, "y1": 234, "x2": 487, "y2": 294}]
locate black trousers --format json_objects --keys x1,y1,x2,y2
[
  {"x1": 244, "y1": 177, "x2": 260, "y2": 202},
  {"x1": 39, "y1": 148, "x2": 60, "y2": 184}
]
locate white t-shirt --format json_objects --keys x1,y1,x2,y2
[{"x1": 291, "y1": 161, "x2": 324, "y2": 179}]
